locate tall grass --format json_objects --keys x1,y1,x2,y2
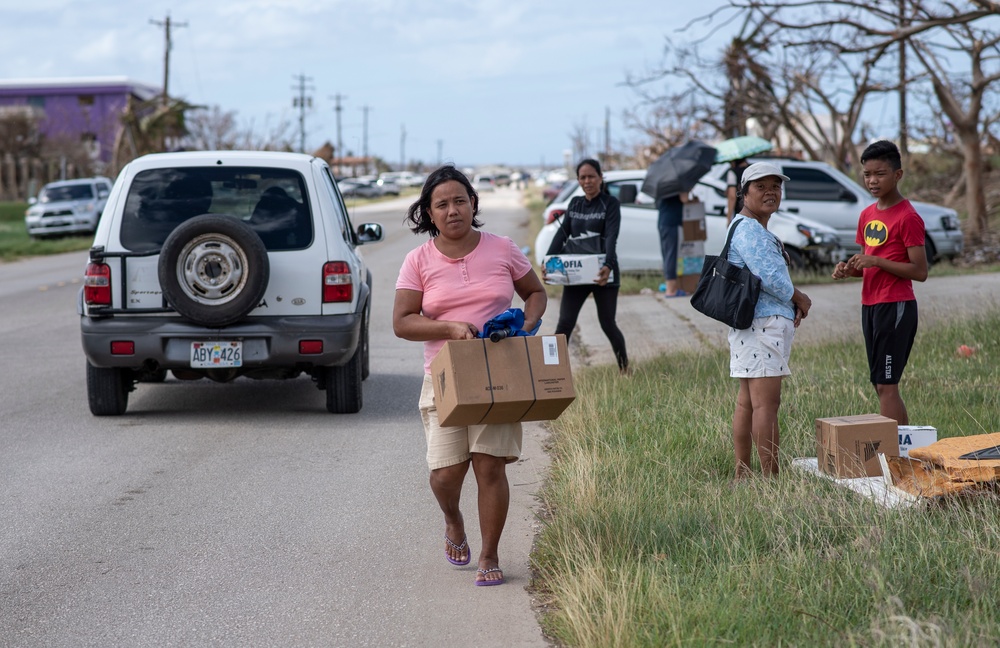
[{"x1": 535, "y1": 311, "x2": 1000, "y2": 647}]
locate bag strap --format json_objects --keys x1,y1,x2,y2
[{"x1": 721, "y1": 217, "x2": 744, "y2": 257}]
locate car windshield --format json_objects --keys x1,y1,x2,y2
[
  {"x1": 39, "y1": 184, "x2": 94, "y2": 203},
  {"x1": 119, "y1": 167, "x2": 312, "y2": 253}
]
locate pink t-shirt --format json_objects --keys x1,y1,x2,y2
[{"x1": 396, "y1": 231, "x2": 533, "y2": 373}]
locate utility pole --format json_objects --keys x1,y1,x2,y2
[
  {"x1": 150, "y1": 13, "x2": 187, "y2": 106},
  {"x1": 898, "y1": 0, "x2": 909, "y2": 162},
  {"x1": 330, "y1": 93, "x2": 347, "y2": 161},
  {"x1": 361, "y1": 105, "x2": 372, "y2": 175},
  {"x1": 400, "y1": 123, "x2": 406, "y2": 172},
  {"x1": 291, "y1": 74, "x2": 314, "y2": 153},
  {"x1": 604, "y1": 106, "x2": 611, "y2": 167}
]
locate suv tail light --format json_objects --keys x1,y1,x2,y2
[
  {"x1": 546, "y1": 209, "x2": 565, "y2": 224},
  {"x1": 84, "y1": 262, "x2": 112, "y2": 305},
  {"x1": 323, "y1": 261, "x2": 353, "y2": 303}
]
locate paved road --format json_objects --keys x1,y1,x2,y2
[{"x1": 0, "y1": 188, "x2": 551, "y2": 648}]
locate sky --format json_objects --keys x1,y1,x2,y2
[{"x1": 0, "y1": 0, "x2": 733, "y2": 168}]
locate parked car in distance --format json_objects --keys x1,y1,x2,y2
[
  {"x1": 534, "y1": 169, "x2": 843, "y2": 272},
  {"x1": 379, "y1": 171, "x2": 423, "y2": 187},
  {"x1": 25, "y1": 176, "x2": 113, "y2": 238},
  {"x1": 375, "y1": 177, "x2": 401, "y2": 195},
  {"x1": 704, "y1": 158, "x2": 963, "y2": 262},
  {"x1": 542, "y1": 180, "x2": 568, "y2": 201},
  {"x1": 338, "y1": 177, "x2": 382, "y2": 198},
  {"x1": 80, "y1": 150, "x2": 384, "y2": 416},
  {"x1": 473, "y1": 174, "x2": 496, "y2": 192}
]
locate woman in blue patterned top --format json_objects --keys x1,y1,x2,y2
[{"x1": 727, "y1": 162, "x2": 812, "y2": 480}]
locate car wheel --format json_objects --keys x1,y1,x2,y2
[
  {"x1": 326, "y1": 343, "x2": 363, "y2": 414},
  {"x1": 925, "y1": 237, "x2": 937, "y2": 267},
  {"x1": 361, "y1": 307, "x2": 371, "y2": 381},
  {"x1": 86, "y1": 362, "x2": 132, "y2": 416},
  {"x1": 158, "y1": 215, "x2": 269, "y2": 327}
]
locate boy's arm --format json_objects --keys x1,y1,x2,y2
[{"x1": 845, "y1": 245, "x2": 928, "y2": 282}]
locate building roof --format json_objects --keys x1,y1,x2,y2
[{"x1": 0, "y1": 76, "x2": 160, "y2": 101}]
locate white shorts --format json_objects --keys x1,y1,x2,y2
[
  {"x1": 729, "y1": 315, "x2": 795, "y2": 378},
  {"x1": 418, "y1": 374, "x2": 522, "y2": 470}
]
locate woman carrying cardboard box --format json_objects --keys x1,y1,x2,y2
[
  {"x1": 392, "y1": 165, "x2": 547, "y2": 587},
  {"x1": 543, "y1": 158, "x2": 630, "y2": 374}
]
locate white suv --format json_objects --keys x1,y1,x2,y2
[
  {"x1": 535, "y1": 169, "x2": 843, "y2": 271},
  {"x1": 702, "y1": 158, "x2": 964, "y2": 262},
  {"x1": 79, "y1": 151, "x2": 383, "y2": 416},
  {"x1": 25, "y1": 176, "x2": 113, "y2": 238}
]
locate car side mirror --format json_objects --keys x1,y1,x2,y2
[
  {"x1": 98, "y1": 190, "x2": 109, "y2": 199},
  {"x1": 356, "y1": 222, "x2": 383, "y2": 243},
  {"x1": 617, "y1": 184, "x2": 638, "y2": 205}
]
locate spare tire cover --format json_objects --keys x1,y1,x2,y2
[{"x1": 158, "y1": 214, "x2": 269, "y2": 327}]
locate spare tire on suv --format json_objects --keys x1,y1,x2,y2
[{"x1": 158, "y1": 215, "x2": 270, "y2": 327}]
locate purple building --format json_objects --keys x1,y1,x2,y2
[{"x1": 0, "y1": 76, "x2": 160, "y2": 166}]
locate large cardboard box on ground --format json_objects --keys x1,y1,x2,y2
[
  {"x1": 816, "y1": 414, "x2": 899, "y2": 478},
  {"x1": 430, "y1": 334, "x2": 576, "y2": 427},
  {"x1": 542, "y1": 254, "x2": 612, "y2": 285}
]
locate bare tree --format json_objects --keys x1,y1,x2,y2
[
  {"x1": 626, "y1": 9, "x2": 887, "y2": 172},
  {"x1": 740, "y1": 0, "x2": 1000, "y2": 241}
]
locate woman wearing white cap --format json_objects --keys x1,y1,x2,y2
[{"x1": 726, "y1": 162, "x2": 812, "y2": 479}]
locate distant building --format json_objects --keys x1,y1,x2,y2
[{"x1": 0, "y1": 76, "x2": 160, "y2": 166}]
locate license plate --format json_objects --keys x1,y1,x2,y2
[{"x1": 190, "y1": 341, "x2": 243, "y2": 368}]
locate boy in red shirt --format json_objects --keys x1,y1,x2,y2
[{"x1": 832, "y1": 140, "x2": 928, "y2": 424}]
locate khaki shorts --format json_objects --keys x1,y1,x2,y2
[
  {"x1": 418, "y1": 374, "x2": 522, "y2": 470},
  {"x1": 729, "y1": 315, "x2": 795, "y2": 378}
]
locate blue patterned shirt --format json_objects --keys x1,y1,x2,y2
[{"x1": 725, "y1": 216, "x2": 795, "y2": 321}]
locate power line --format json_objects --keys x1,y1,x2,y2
[
  {"x1": 150, "y1": 13, "x2": 187, "y2": 106},
  {"x1": 291, "y1": 74, "x2": 314, "y2": 153},
  {"x1": 330, "y1": 93, "x2": 347, "y2": 159}
]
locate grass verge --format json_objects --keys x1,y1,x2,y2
[
  {"x1": 0, "y1": 202, "x2": 96, "y2": 262},
  {"x1": 534, "y1": 310, "x2": 1000, "y2": 646}
]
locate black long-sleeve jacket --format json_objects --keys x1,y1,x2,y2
[{"x1": 545, "y1": 193, "x2": 621, "y2": 286}]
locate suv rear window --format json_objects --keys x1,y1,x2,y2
[
  {"x1": 40, "y1": 184, "x2": 95, "y2": 202},
  {"x1": 119, "y1": 167, "x2": 312, "y2": 253}
]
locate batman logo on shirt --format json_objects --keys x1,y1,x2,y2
[{"x1": 864, "y1": 220, "x2": 888, "y2": 246}]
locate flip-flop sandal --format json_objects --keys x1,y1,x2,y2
[
  {"x1": 475, "y1": 567, "x2": 505, "y2": 586},
  {"x1": 445, "y1": 534, "x2": 471, "y2": 566}
]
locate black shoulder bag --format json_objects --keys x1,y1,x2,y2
[{"x1": 690, "y1": 218, "x2": 762, "y2": 330}]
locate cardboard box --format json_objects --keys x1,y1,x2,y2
[
  {"x1": 430, "y1": 334, "x2": 575, "y2": 427},
  {"x1": 682, "y1": 219, "x2": 707, "y2": 241},
  {"x1": 679, "y1": 240, "x2": 705, "y2": 258},
  {"x1": 682, "y1": 202, "x2": 706, "y2": 222},
  {"x1": 816, "y1": 414, "x2": 899, "y2": 478},
  {"x1": 898, "y1": 425, "x2": 937, "y2": 458},
  {"x1": 677, "y1": 273, "x2": 700, "y2": 294},
  {"x1": 542, "y1": 254, "x2": 612, "y2": 285}
]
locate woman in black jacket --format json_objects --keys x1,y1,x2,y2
[{"x1": 544, "y1": 158, "x2": 629, "y2": 373}]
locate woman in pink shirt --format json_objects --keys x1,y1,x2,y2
[{"x1": 393, "y1": 166, "x2": 546, "y2": 586}]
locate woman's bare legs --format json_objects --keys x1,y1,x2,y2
[
  {"x1": 732, "y1": 376, "x2": 783, "y2": 478},
  {"x1": 471, "y1": 453, "x2": 508, "y2": 583},
  {"x1": 429, "y1": 461, "x2": 471, "y2": 564}
]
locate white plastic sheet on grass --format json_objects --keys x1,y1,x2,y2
[{"x1": 791, "y1": 457, "x2": 923, "y2": 510}]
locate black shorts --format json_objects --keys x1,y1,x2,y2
[{"x1": 862, "y1": 301, "x2": 918, "y2": 385}]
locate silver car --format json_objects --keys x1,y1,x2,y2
[
  {"x1": 706, "y1": 158, "x2": 964, "y2": 262},
  {"x1": 25, "y1": 177, "x2": 113, "y2": 238}
]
